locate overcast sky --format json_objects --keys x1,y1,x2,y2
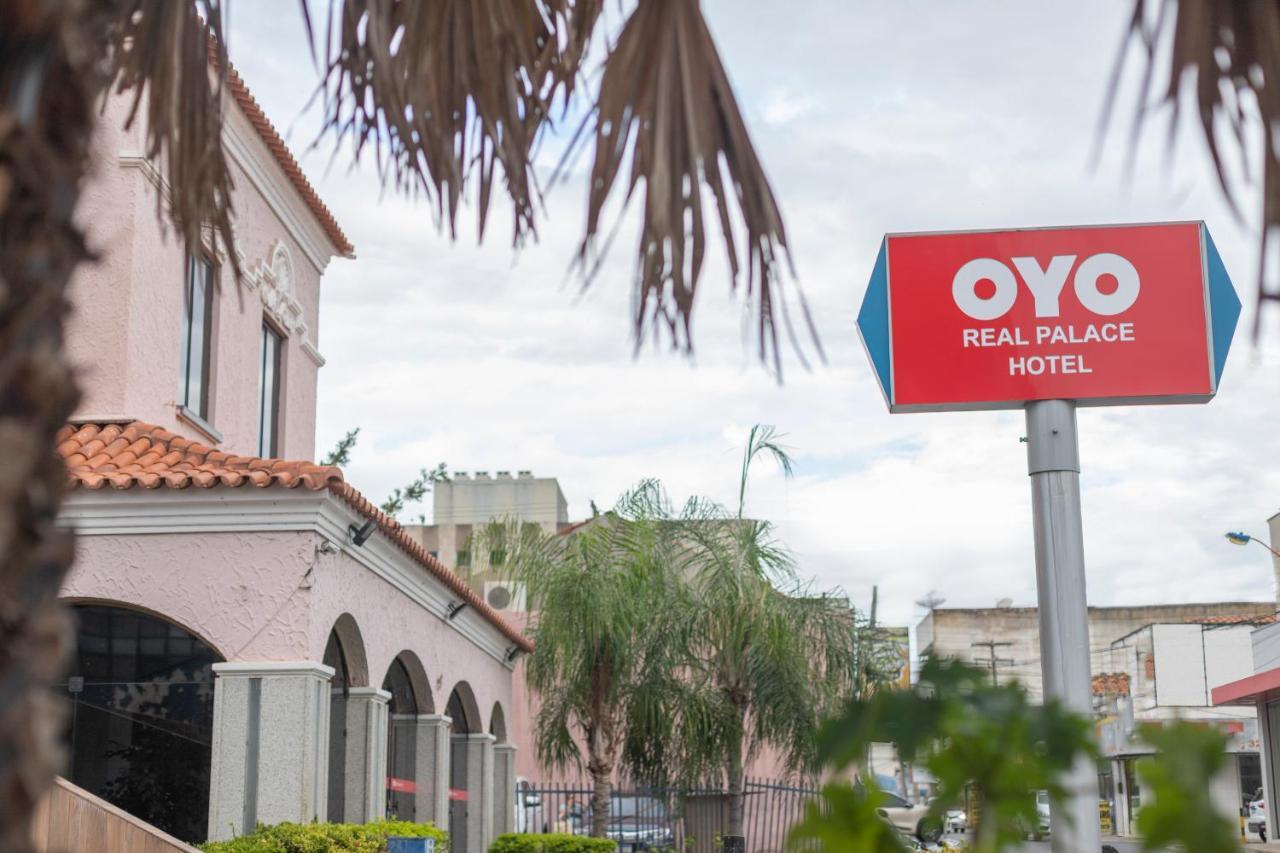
[{"x1": 225, "y1": 1, "x2": 1280, "y2": 629}]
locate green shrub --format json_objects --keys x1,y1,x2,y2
[
  {"x1": 489, "y1": 833, "x2": 616, "y2": 853},
  {"x1": 200, "y1": 819, "x2": 447, "y2": 853}
]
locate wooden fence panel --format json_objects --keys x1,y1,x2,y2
[{"x1": 31, "y1": 777, "x2": 199, "y2": 853}]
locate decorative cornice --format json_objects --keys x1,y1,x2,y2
[
  {"x1": 221, "y1": 108, "x2": 331, "y2": 273},
  {"x1": 59, "y1": 488, "x2": 517, "y2": 667},
  {"x1": 118, "y1": 150, "x2": 167, "y2": 200},
  {"x1": 213, "y1": 661, "x2": 335, "y2": 680},
  {"x1": 301, "y1": 339, "x2": 326, "y2": 367},
  {"x1": 245, "y1": 242, "x2": 301, "y2": 329},
  {"x1": 346, "y1": 687, "x2": 393, "y2": 704}
]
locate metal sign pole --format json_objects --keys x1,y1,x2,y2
[{"x1": 1025, "y1": 399, "x2": 1101, "y2": 853}]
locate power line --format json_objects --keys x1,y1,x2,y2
[{"x1": 971, "y1": 640, "x2": 1015, "y2": 686}]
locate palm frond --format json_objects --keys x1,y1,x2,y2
[
  {"x1": 737, "y1": 424, "x2": 792, "y2": 517},
  {"x1": 1112, "y1": 0, "x2": 1280, "y2": 337},
  {"x1": 578, "y1": 0, "x2": 816, "y2": 376},
  {"x1": 304, "y1": 0, "x2": 602, "y2": 246},
  {"x1": 107, "y1": 1, "x2": 239, "y2": 275}
]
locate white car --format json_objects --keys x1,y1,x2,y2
[
  {"x1": 1031, "y1": 790, "x2": 1051, "y2": 840},
  {"x1": 875, "y1": 790, "x2": 944, "y2": 843},
  {"x1": 1248, "y1": 792, "x2": 1267, "y2": 842},
  {"x1": 943, "y1": 806, "x2": 967, "y2": 833},
  {"x1": 514, "y1": 777, "x2": 544, "y2": 834}
]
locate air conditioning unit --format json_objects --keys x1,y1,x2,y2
[{"x1": 484, "y1": 581, "x2": 527, "y2": 613}]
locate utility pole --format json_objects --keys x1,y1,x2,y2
[{"x1": 970, "y1": 640, "x2": 1014, "y2": 687}]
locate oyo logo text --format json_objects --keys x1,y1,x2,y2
[{"x1": 951, "y1": 253, "x2": 1140, "y2": 321}]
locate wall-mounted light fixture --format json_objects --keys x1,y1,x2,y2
[{"x1": 349, "y1": 519, "x2": 377, "y2": 547}]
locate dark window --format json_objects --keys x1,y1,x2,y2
[
  {"x1": 62, "y1": 605, "x2": 221, "y2": 844},
  {"x1": 180, "y1": 255, "x2": 214, "y2": 419},
  {"x1": 257, "y1": 322, "x2": 283, "y2": 456}
]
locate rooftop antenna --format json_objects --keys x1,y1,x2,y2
[{"x1": 915, "y1": 590, "x2": 946, "y2": 611}]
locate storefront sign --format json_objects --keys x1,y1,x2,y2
[{"x1": 857, "y1": 222, "x2": 1240, "y2": 412}]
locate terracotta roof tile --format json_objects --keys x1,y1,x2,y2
[
  {"x1": 60, "y1": 421, "x2": 530, "y2": 652},
  {"x1": 1193, "y1": 613, "x2": 1278, "y2": 625},
  {"x1": 209, "y1": 41, "x2": 355, "y2": 258}
]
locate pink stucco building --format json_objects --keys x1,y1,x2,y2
[{"x1": 55, "y1": 59, "x2": 524, "y2": 851}]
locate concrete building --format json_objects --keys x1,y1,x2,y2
[
  {"x1": 1209, "y1": 513, "x2": 1280, "y2": 841},
  {"x1": 54, "y1": 57, "x2": 523, "y2": 849},
  {"x1": 1095, "y1": 618, "x2": 1267, "y2": 837},
  {"x1": 405, "y1": 473, "x2": 568, "y2": 612},
  {"x1": 917, "y1": 601, "x2": 1274, "y2": 702}
]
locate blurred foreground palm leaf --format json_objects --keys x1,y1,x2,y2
[
  {"x1": 106, "y1": 0, "x2": 809, "y2": 370},
  {"x1": 1135, "y1": 721, "x2": 1240, "y2": 853},
  {"x1": 1114, "y1": 0, "x2": 1280, "y2": 336},
  {"x1": 107, "y1": 2, "x2": 237, "y2": 276},
  {"x1": 580, "y1": 0, "x2": 812, "y2": 372}
]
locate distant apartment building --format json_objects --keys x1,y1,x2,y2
[
  {"x1": 404, "y1": 472, "x2": 568, "y2": 614},
  {"x1": 916, "y1": 600, "x2": 1275, "y2": 702}
]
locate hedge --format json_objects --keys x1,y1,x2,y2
[
  {"x1": 199, "y1": 819, "x2": 448, "y2": 853},
  {"x1": 489, "y1": 834, "x2": 617, "y2": 853}
]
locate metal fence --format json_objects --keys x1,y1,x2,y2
[{"x1": 514, "y1": 779, "x2": 820, "y2": 853}]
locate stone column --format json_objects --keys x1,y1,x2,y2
[
  {"x1": 335, "y1": 687, "x2": 391, "y2": 824},
  {"x1": 207, "y1": 661, "x2": 334, "y2": 841},
  {"x1": 492, "y1": 743, "x2": 517, "y2": 838},
  {"x1": 389, "y1": 713, "x2": 452, "y2": 826},
  {"x1": 452, "y1": 733, "x2": 496, "y2": 853}
]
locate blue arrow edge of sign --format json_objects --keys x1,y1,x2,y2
[
  {"x1": 856, "y1": 238, "x2": 892, "y2": 406},
  {"x1": 856, "y1": 227, "x2": 1244, "y2": 406},
  {"x1": 1202, "y1": 225, "x2": 1241, "y2": 388}
]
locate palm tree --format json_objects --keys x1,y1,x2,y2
[
  {"x1": 1111, "y1": 0, "x2": 1280, "y2": 336},
  {"x1": 673, "y1": 427, "x2": 860, "y2": 838},
  {"x1": 0, "y1": 2, "x2": 799, "y2": 845},
  {"x1": 477, "y1": 483, "x2": 689, "y2": 838}
]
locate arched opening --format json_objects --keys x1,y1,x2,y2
[
  {"x1": 324, "y1": 614, "x2": 369, "y2": 821},
  {"x1": 489, "y1": 702, "x2": 507, "y2": 744},
  {"x1": 62, "y1": 603, "x2": 223, "y2": 844},
  {"x1": 383, "y1": 652, "x2": 432, "y2": 820},
  {"x1": 446, "y1": 682, "x2": 479, "y2": 735},
  {"x1": 447, "y1": 682, "x2": 481, "y2": 847}
]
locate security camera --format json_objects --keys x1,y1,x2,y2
[{"x1": 348, "y1": 519, "x2": 377, "y2": 547}]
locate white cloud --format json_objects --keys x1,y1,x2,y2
[{"x1": 227, "y1": 0, "x2": 1280, "y2": 631}]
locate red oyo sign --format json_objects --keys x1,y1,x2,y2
[{"x1": 856, "y1": 222, "x2": 1241, "y2": 412}]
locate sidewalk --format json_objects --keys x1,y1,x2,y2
[{"x1": 1241, "y1": 842, "x2": 1280, "y2": 851}]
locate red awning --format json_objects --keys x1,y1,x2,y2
[{"x1": 1211, "y1": 666, "x2": 1280, "y2": 706}]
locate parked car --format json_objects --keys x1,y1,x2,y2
[
  {"x1": 604, "y1": 795, "x2": 675, "y2": 852},
  {"x1": 558, "y1": 794, "x2": 674, "y2": 850},
  {"x1": 875, "y1": 790, "x2": 944, "y2": 843},
  {"x1": 1024, "y1": 791, "x2": 1051, "y2": 840},
  {"x1": 514, "y1": 777, "x2": 544, "y2": 834},
  {"x1": 943, "y1": 806, "x2": 967, "y2": 833},
  {"x1": 1248, "y1": 789, "x2": 1267, "y2": 842}
]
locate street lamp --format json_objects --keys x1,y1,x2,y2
[{"x1": 1225, "y1": 531, "x2": 1280, "y2": 559}]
